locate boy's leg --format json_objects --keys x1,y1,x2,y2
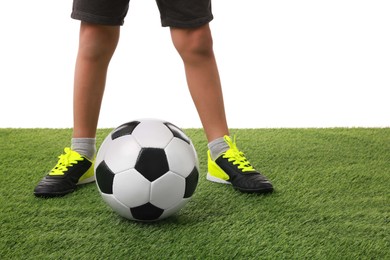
[
  {"x1": 170, "y1": 24, "x2": 273, "y2": 194},
  {"x1": 170, "y1": 24, "x2": 228, "y2": 143},
  {"x1": 34, "y1": 23, "x2": 120, "y2": 197},
  {"x1": 73, "y1": 22, "x2": 120, "y2": 138}
]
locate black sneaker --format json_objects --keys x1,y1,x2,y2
[
  {"x1": 207, "y1": 136, "x2": 274, "y2": 194},
  {"x1": 34, "y1": 148, "x2": 95, "y2": 197}
]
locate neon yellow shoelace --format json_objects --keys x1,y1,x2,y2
[
  {"x1": 49, "y1": 148, "x2": 83, "y2": 176},
  {"x1": 222, "y1": 135, "x2": 255, "y2": 172}
]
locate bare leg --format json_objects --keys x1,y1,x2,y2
[
  {"x1": 73, "y1": 22, "x2": 120, "y2": 138},
  {"x1": 170, "y1": 24, "x2": 229, "y2": 142}
]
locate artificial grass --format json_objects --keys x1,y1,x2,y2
[{"x1": 0, "y1": 128, "x2": 389, "y2": 259}]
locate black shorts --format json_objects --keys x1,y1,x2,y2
[{"x1": 71, "y1": 0, "x2": 213, "y2": 28}]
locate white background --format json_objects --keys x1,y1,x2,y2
[{"x1": 1, "y1": 0, "x2": 389, "y2": 128}]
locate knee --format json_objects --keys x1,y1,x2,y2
[
  {"x1": 171, "y1": 25, "x2": 214, "y2": 62},
  {"x1": 78, "y1": 22, "x2": 120, "y2": 62}
]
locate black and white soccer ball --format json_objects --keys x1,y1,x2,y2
[{"x1": 95, "y1": 119, "x2": 199, "y2": 221}]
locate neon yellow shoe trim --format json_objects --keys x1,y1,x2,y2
[
  {"x1": 222, "y1": 135, "x2": 255, "y2": 172},
  {"x1": 207, "y1": 150, "x2": 230, "y2": 182},
  {"x1": 78, "y1": 160, "x2": 95, "y2": 184}
]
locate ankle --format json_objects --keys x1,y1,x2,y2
[
  {"x1": 71, "y1": 138, "x2": 96, "y2": 160},
  {"x1": 208, "y1": 136, "x2": 230, "y2": 161}
]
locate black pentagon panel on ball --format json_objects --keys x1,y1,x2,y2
[
  {"x1": 164, "y1": 122, "x2": 190, "y2": 145},
  {"x1": 184, "y1": 167, "x2": 199, "y2": 198},
  {"x1": 130, "y1": 202, "x2": 164, "y2": 221},
  {"x1": 135, "y1": 148, "x2": 169, "y2": 182},
  {"x1": 95, "y1": 160, "x2": 115, "y2": 194},
  {"x1": 111, "y1": 121, "x2": 140, "y2": 140}
]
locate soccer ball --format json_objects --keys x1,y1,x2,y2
[{"x1": 95, "y1": 119, "x2": 199, "y2": 221}]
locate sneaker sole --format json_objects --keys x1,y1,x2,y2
[
  {"x1": 207, "y1": 172, "x2": 274, "y2": 194},
  {"x1": 34, "y1": 190, "x2": 74, "y2": 198},
  {"x1": 234, "y1": 186, "x2": 274, "y2": 194},
  {"x1": 206, "y1": 173, "x2": 231, "y2": 185},
  {"x1": 77, "y1": 175, "x2": 96, "y2": 185},
  {"x1": 34, "y1": 177, "x2": 96, "y2": 198}
]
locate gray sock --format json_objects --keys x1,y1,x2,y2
[
  {"x1": 208, "y1": 136, "x2": 230, "y2": 161},
  {"x1": 71, "y1": 138, "x2": 96, "y2": 160}
]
